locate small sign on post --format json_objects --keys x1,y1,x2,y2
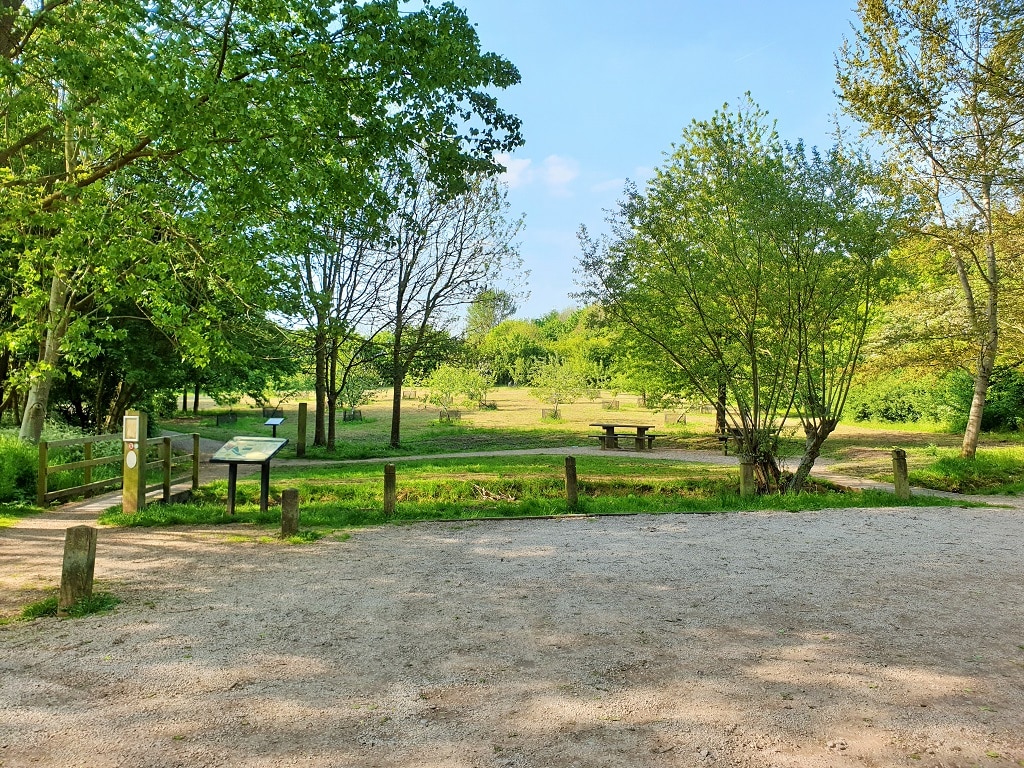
[{"x1": 122, "y1": 411, "x2": 148, "y2": 514}]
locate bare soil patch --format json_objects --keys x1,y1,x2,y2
[{"x1": 2, "y1": 506, "x2": 1022, "y2": 768}]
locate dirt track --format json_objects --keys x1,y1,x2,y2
[{"x1": 2, "y1": 504, "x2": 1022, "y2": 768}]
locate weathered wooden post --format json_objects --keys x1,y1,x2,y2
[
  {"x1": 384, "y1": 463, "x2": 397, "y2": 517},
  {"x1": 122, "y1": 411, "x2": 148, "y2": 514},
  {"x1": 37, "y1": 440, "x2": 48, "y2": 507},
  {"x1": 281, "y1": 488, "x2": 299, "y2": 536},
  {"x1": 59, "y1": 525, "x2": 97, "y2": 613},
  {"x1": 296, "y1": 403, "x2": 307, "y2": 458},
  {"x1": 161, "y1": 436, "x2": 172, "y2": 503},
  {"x1": 892, "y1": 449, "x2": 911, "y2": 500},
  {"x1": 565, "y1": 456, "x2": 579, "y2": 510},
  {"x1": 739, "y1": 459, "x2": 756, "y2": 498},
  {"x1": 83, "y1": 441, "x2": 93, "y2": 498},
  {"x1": 191, "y1": 433, "x2": 200, "y2": 491}
]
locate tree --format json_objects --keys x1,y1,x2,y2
[
  {"x1": 424, "y1": 364, "x2": 489, "y2": 418},
  {"x1": 465, "y1": 289, "x2": 518, "y2": 343},
  {"x1": 580, "y1": 99, "x2": 908, "y2": 491},
  {"x1": 2, "y1": 0, "x2": 523, "y2": 443},
  {"x1": 476, "y1": 319, "x2": 547, "y2": 385},
  {"x1": 529, "y1": 356, "x2": 598, "y2": 417},
  {"x1": 837, "y1": 0, "x2": 1024, "y2": 458},
  {"x1": 380, "y1": 171, "x2": 521, "y2": 447}
]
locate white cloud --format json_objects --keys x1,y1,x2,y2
[
  {"x1": 496, "y1": 152, "x2": 535, "y2": 189},
  {"x1": 540, "y1": 155, "x2": 579, "y2": 196},
  {"x1": 495, "y1": 153, "x2": 580, "y2": 196}
]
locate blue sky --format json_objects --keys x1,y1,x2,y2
[{"x1": 455, "y1": 1, "x2": 862, "y2": 318}]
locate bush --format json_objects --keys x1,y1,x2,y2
[
  {"x1": 845, "y1": 369, "x2": 969, "y2": 426},
  {"x1": 0, "y1": 435, "x2": 37, "y2": 503}
]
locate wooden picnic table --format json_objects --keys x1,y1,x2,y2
[{"x1": 589, "y1": 423, "x2": 658, "y2": 450}]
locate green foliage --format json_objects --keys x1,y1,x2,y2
[
  {"x1": 0, "y1": 435, "x2": 36, "y2": 502},
  {"x1": 529, "y1": 357, "x2": 599, "y2": 413},
  {"x1": 846, "y1": 369, "x2": 970, "y2": 425},
  {"x1": 20, "y1": 592, "x2": 120, "y2": 620},
  {"x1": 425, "y1": 364, "x2": 494, "y2": 415}
]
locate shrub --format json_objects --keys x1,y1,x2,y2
[
  {"x1": 0, "y1": 435, "x2": 37, "y2": 503},
  {"x1": 845, "y1": 369, "x2": 969, "y2": 426}
]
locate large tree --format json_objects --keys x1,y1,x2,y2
[
  {"x1": 1, "y1": 0, "x2": 522, "y2": 442},
  {"x1": 380, "y1": 170, "x2": 521, "y2": 447},
  {"x1": 580, "y1": 100, "x2": 908, "y2": 492},
  {"x1": 837, "y1": 0, "x2": 1024, "y2": 458}
]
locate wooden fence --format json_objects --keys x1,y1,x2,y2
[{"x1": 37, "y1": 433, "x2": 200, "y2": 507}]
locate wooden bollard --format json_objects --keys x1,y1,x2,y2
[
  {"x1": 296, "y1": 403, "x2": 307, "y2": 458},
  {"x1": 739, "y1": 459, "x2": 756, "y2": 498},
  {"x1": 59, "y1": 526, "x2": 97, "y2": 613},
  {"x1": 892, "y1": 449, "x2": 911, "y2": 500},
  {"x1": 565, "y1": 456, "x2": 578, "y2": 510},
  {"x1": 384, "y1": 464, "x2": 397, "y2": 517},
  {"x1": 281, "y1": 488, "x2": 299, "y2": 536}
]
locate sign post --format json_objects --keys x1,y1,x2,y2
[
  {"x1": 122, "y1": 411, "x2": 147, "y2": 514},
  {"x1": 210, "y1": 436, "x2": 289, "y2": 514}
]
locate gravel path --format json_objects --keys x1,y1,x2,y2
[{"x1": 2, "y1": 447, "x2": 1022, "y2": 767}]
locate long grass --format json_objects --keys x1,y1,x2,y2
[
  {"x1": 908, "y1": 446, "x2": 1024, "y2": 494},
  {"x1": 99, "y1": 454, "x2": 965, "y2": 530}
]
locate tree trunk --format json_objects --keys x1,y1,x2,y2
[
  {"x1": 19, "y1": 275, "x2": 71, "y2": 443},
  {"x1": 715, "y1": 380, "x2": 727, "y2": 434},
  {"x1": 0, "y1": 349, "x2": 9, "y2": 422},
  {"x1": 961, "y1": 340, "x2": 996, "y2": 459},
  {"x1": 787, "y1": 420, "x2": 837, "y2": 494},
  {"x1": 313, "y1": 329, "x2": 328, "y2": 447},
  {"x1": 327, "y1": 337, "x2": 338, "y2": 451},
  {"x1": 182, "y1": 387, "x2": 188, "y2": 412},
  {"x1": 961, "y1": 237, "x2": 999, "y2": 459},
  {"x1": 389, "y1": 329, "x2": 404, "y2": 448},
  {"x1": 192, "y1": 382, "x2": 200, "y2": 414}
]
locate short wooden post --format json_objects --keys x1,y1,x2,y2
[
  {"x1": 565, "y1": 456, "x2": 579, "y2": 510},
  {"x1": 739, "y1": 459, "x2": 756, "y2": 498},
  {"x1": 384, "y1": 463, "x2": 397, "y2": 517},
  {"x1": 892, "y1": 448, "x2": 911, "y2": 500},
  {"x1": 37, "y1": 440, "x2": 48, "y2": 507},
  {"x1": 296, "y1": 403, "x2": 307, "y2": 458},
  {"x1": 191, "y1": 433, "x2": 200, "y2": 491},
  {"x1": 83, "y1": 441, "x2": 93, "y2": 498},
  {"x1": 122, "y1": 411, "x2": 148, "y2": 514},
  {"x1": 161, "y1": 436, "x2": 172, "y2": 503},
  {"x1": 59, "y1": 525, "x2": 97, "y2": 613},
  {"x1": 281, "y1": 488, "x2": 299, "y2": 536}
]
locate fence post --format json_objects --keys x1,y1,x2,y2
[
  {"x1": 161, "y1": 436, "x2": 172, "y2": 502},
  {"x1": 59, "y1": 525, "x2": 97, "y2": 613},
  {"x1": 37, "y1": 441, "x2": 48, "y2": 507},
  {"x1": 83, "y1": 440, "x2": 93, "y2": 498},
  {"x1": 892, "y1": 449, "x2": 911, "y2": 500},
  {"x1": 384, "y1": 464, "x2": 397, "y2": 517},
  {"x1": 565, "y1": 456, "x2": 578, "y2": 510},
  {"x1": 296, "y1": 403, "x2": 307, "y2": 458},
  {"x1": 122, "y1": 411, "x2": 148, "y2": 514},
  {"x1": 192, "y1": 433, "x2": 200, "y2": 491},
  {"x1": 281, "y1": 488, "x2": 299, "y2": 537}
]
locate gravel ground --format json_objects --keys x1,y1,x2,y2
[{"x1": 2, "y1": 505, "x2": 1022, "y2": 768}]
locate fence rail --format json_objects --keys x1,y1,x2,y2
[{"x1": 38, "y1": 433, "x2": 201, "y2": 507}]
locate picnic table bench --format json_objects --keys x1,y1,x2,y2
[
  {"x1": 717, "y1": 427, "x2": 742, "y2": 454},
  {"x1": 589, "y1": 423, "x2": 661, "y2": 450}
]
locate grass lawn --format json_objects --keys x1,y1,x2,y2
[
  {"x1": 0, "y1": 502, "x2": 38, "y2": 529},
  {"x1": 98, "y1": 454, "x2": 968, "y2": 532}
]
